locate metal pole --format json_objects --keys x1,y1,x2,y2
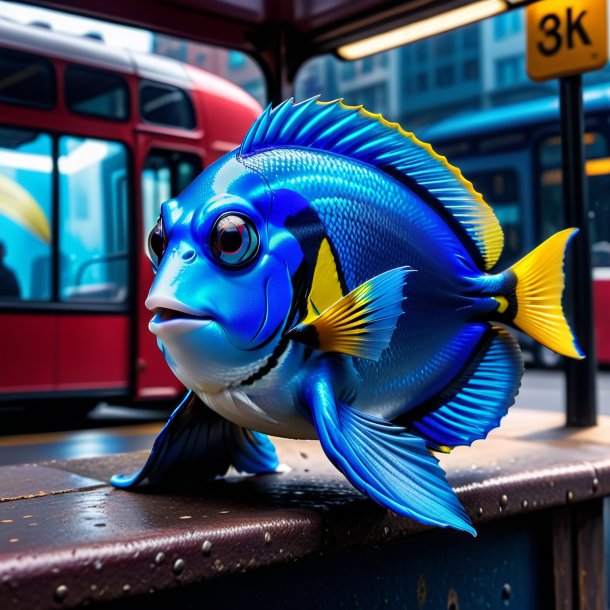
[{"x1": 559, "y1": 74, "x2": 597, "y2": 426}]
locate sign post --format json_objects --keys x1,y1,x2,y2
[{"x1": 527, "y1": 0, "x2": 607, "y2": 426}]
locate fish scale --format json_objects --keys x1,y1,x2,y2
[{"x1": 244, "y1": 147, "x2": 479, "y2": 417}]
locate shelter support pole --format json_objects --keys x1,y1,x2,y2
[
  {"x1": 259, "y1": 27, "x2": 296, "y2": 106},
  {"x1": 559, "y1": 74, "x2": 597, "y2": 427}
]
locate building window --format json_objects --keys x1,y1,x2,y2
[
  {"x1": 0, "y1": 48, "x2": 55, "y2": 109},
  {"x1": 462, "y1": 25, "x2": 479, "y2": 50},
  {"x1": 415, "y1": 41, "x2": 428, "y2": 62},
  {"x1": 341, "y1": 61, "x2": 356, "y2": 80},
  {"x1": 377, "y1": 52, "x2": 389, "y2": 68},
  {"x1": 361, "y1": 56, "x2": 374, "y2": 73},
  {"x1": 463, "y1": 58, "x2": 479, "y2": 81},
  {"x1": 495, "y1": 55, "x2": 525, "y2": 87},
  {"x1": 436, "y1": 66, "x2": 454, "y2": 88},
  {"x1": 494, "y1": 10, "x2": 523, "y2": 40},
  {"x1": 415, "y1": 73, "x2": 428, "y2": 92},
  {"x1": 433, "y1": 33, "x2": 455, "y2": 58},
  {"x1": 65, "y1": 65, "x2": 129, "y2": 121}
]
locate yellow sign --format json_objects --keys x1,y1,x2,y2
[{"x1": 527, "y1": 0, "x2": 608, "y2": 81}]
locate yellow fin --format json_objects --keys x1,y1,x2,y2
[
  {"x1": 511, "y1": 228, "x2": 584, "y2": 360},
  {"x1": 303, "y1": 238, "x2": 343, "y2": 325},
  {"x1": 288, "y1": 267, "x2": 411, "y2": 361}
]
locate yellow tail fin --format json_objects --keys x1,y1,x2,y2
[{"x1": 510, "y1": 228, "x2": 584, "y2": 360}]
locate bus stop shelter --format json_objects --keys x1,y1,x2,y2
[{"x1": 2, "y1": 0, "x2": 606, "y2": 608}]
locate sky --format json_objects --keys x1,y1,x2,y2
[{"x1": 0, "y1": 1, "x2": 152, "y2": 52}]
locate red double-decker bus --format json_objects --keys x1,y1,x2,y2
[{"x1": 0, "y1": 20, "x2": 261, "y2": 413}]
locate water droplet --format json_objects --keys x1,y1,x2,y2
[
  {"x1": 592, "y1": 478, "x2": 599, "y2": 492},
  {"x1": 501, "y1": 583, "x2": 511, "y2": 605},
  {"x1": 383, "y1": 526, "x2": 389, "y2": 537},
  {"x1": 202, "y1": 540, "x2": 212, "y2": 556},
  {"x1": 173, "y1": 558, "x2": 185, "y2": 575},
  {"x1": 499, "y1": 494, "x2": 508, "y2": 508},
  {"x1": 154, "y1": 552, "x2": 165, "y2": 565},
  {"x1": 90, "y1": 584, "x2": 97, "y2": 592},
  {"x1": 179, "y1": 515, "x2": 191, "y2": 520},
  {"x1": 1, "y1": 520, "x2": 13, "y2": 523},
  {"x1": 54, "y1": 585, "x2": 68, "y2": 602},
  {"x1": 219, "y1": 510, "x2": 230, "y2": 514},
  {"x1": 477, "y1": 506, "x2": 484, "y2": 517},
  {"x1": 566, "y1": 490, "x2": 574, "y2": 502},
  {"x1": 521, "y1": 500, "x2": 529, "y2": 510},
  {"x1": 122, "y1": 584, "x2": 131, "y2": 593},
  {"x1": 94, "y1": 560, "x2": 103, "y2": 571},
  {"x1": 22, "y1": 515, "x2": 33, "y2": 519}
]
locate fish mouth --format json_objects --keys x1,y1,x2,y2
[
  {"x1": 149, "y1": 308, "x2": 215, "y2": 336},
  {"x1": 146, "y1": 296, "x2": 216, "y2": 336}
]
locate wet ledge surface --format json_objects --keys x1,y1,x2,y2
[{"x1": 0, "y1": 408, "x2": 609, "y2": 608}]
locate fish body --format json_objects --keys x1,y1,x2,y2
[{"x1": 112, "y1": 99, "x2": 583, "y2": 535}]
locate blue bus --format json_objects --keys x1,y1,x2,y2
[{"x1": 422, "y1": 85, "x2": 610, "y2": 367}]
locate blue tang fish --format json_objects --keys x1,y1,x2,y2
[{"x1": 112, "y1": 98, "x2": 583, "y2": 535}]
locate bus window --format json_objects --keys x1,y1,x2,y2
[
  {"x1": 0, "y1": 48, "x2": 55, "y2": 109},
  {"x1": 65, "y1": 65, "x2": 129, "y2": 121},
  {"x1": 539, "y1": 132, "x2": 610, "y2": 267},
  {"x1": 140, "y1": 81, "x2": 196, "y2": 129},
  {"x1": 468, "y1": 169, "x2": 522, "y2": 266},
  {"x1": 59, "y1": 136, "x2": 129, "y2": 303},
  {"x1": 142, "y1": 150, "x2": 201, "y2": 244},
  {"x1": 0, "y1": 127, "x2": 52, "y2": 301}
]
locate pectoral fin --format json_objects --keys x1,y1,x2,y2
[
  {"x1": 303, "y1": 371, "x2": 475, "y2": 535},
  {"x1": 111, "y1": 392, "x2": 279, "y2": 489},
  {"x1": 288, "y1": 267, "x2": 412, "y2": 361}
]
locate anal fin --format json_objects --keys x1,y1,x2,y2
[
  {"x1": 406, "y1": 325, "x2": 523, "y2": 451},
  {"x1": 111, "y1": 392, "x2": 279, "y2": 489}
]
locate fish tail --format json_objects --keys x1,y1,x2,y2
[{"x1": 498, "y1": 228, "x2": 583, "y2": 360}]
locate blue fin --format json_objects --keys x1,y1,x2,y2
[
  {"x1": 240, "y1": 98, "x2": 503, "y2": 270},
  {"x1": 406, "y1": 326, "x2": 523, "y2": 451},
  {"x1": 287, "y1": 266, "x2": 412, "y2": 361},
  {"x1": 304, "y1": 371, "x2": 475, "y2": 535},
  {"x1": 111, "y1": 392, "x2": 279, "y2": 489}
]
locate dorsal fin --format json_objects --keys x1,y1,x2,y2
[{"x1": 240, "y1": 98, "x2": 504, "y2": 270}]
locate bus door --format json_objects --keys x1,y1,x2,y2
[
  {"x1": 135, "y1": 145, "x2": 202, "y2": 401},
  {"x1": 0, "y1": 126, "x2": 131, "y2": 399}
]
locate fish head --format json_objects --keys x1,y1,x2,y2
[{"x1": 145, "y1": 151, "x2": 306, "y2": 393}]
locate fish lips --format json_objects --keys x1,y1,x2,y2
[{"x1": 146, "y1": 295, "x2": 216, "y2": 339}]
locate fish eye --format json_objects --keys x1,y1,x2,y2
[
  {"x1": 148, "y1": 216, "x2": 167, "y2": 272},
  {"x1": 210, "y1": 212, "x2": 259, "y2": 268}
]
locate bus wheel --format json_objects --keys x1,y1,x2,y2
[{"x1": 537, "y1": 345, "x2": 561, "y2": 369}]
